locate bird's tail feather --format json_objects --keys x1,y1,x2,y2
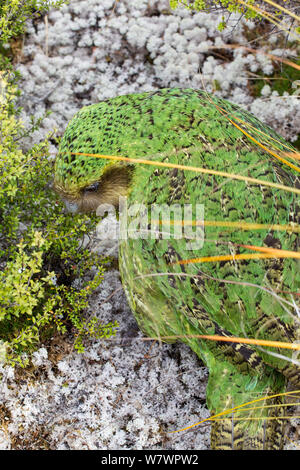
[{"x1": 207, "y1": 360, "x2": 286, "y2": 450}]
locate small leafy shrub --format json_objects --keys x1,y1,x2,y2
[
  {"x1": 170, "y1": 0, "x2": 259, "y2": 22},
  {"x1": 0, "y1": 42, "x2": 117, "y2": 367},
  {"x1": 0, "y1": 0, "x2": 68, "y2": 42},
  {"x1": 169, "y1": 0, "x2": 296, "y2": 31}
]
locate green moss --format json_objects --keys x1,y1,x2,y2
[
  {"x1": 251, "y1": 60, "x2": 300, "y2": 98},
  {"x1": 291, "y1": 134, "x2": 300, "y2": 150}
]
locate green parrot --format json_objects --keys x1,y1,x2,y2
[{"x1": 54, "y1": 88, "x2": 300, "y2": 450}]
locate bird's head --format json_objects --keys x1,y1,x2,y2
[
  {"x1": 53, "y1": 102, "x2": 134, "y2": 214},
  {"x1": 54, "y1": 158, "x2": 133, "y2": 214}
]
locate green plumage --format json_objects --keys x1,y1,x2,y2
[{"x1": 54, "y1": 88, "x2": 300, "y2": 449}]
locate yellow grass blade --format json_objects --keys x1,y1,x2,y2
[
  {"x1": 236, "y1": 0, "x2": 300, "y2": 38},
  {"x1": 156, "y1": 219, "x2": 300, "y2": 234},
  {"x1": 143, "y1": 334, "x2": 300, "y2": 351},
  {"x1": 203, "y1": 85, "x2": 297, "y2": 166},
  {"x1": 262, "y1": 0, "x2": 300, "y2": 22},
  {"x1": 210, "y1": 416, "x2": 300, "y2": 421},
  {"x1": 169, "y1": 250, "x2": 300, "y2": 265},
  {"x1": 208, "y1": 44, "x2": 300, "y2": 72},
  {"x1": 198, "y1": 84, "x2": 300, "y2": 173},
  {"x1": 211, "y1": 103, "x2": 300, "y2": 173},
  {"x1": 221, "y1": 402, "x2": 300, "y2": 413},
  {"x1": 230, "y1": 118, "x2": 295, "y2": 156},
  {"x1": 170, "y1": 390, "x2": 300, "y2": 433},
  {"x1": 71, "y1": 152, "x2": 300, "y2": 196},
  {"x1": 239, "y1": 244, "x2": 300, "y2": 257}
]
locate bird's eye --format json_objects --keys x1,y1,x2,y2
[{"x1": 84, "y1": 182, "x2": 100, "y2": 192}]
